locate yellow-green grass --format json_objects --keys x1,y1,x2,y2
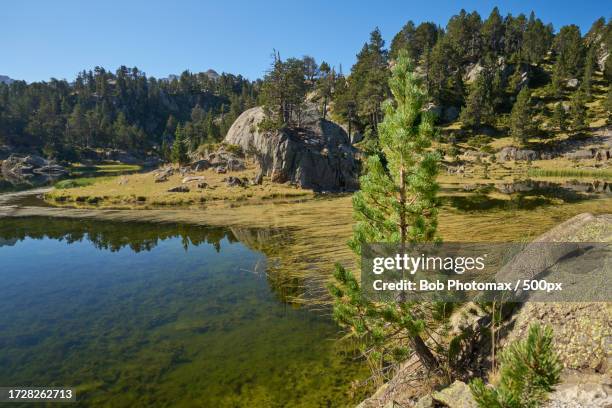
[
  {"x1": 69, "y1": 163, "x2": 142, "y2": 173},
  {"x1": 527, "y1": 167, "x2": 612, "y2": 180},
  {"x1": 46, "y1": 163, "x2": 313, "y2": 208},
  {"x1": 54, "y1": 176, "x2": 114, "y2": 189}
]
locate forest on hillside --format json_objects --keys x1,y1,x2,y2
[
  {"x1": 1, "y1": 8, "x2": 611, "y2": 162},
  {"x1": 0, "y1": 69, "x2": 259, "y2": 160},
  {"x1": 260, "y1": 9, "x2": 612, "y2": 144}
]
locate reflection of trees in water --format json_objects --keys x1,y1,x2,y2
[
  {"x1": 0, "y1": 217, "x2": 239, "y2": 252},
  {"x1": 0, "y1": 217, "x2": 311, "y2": 304},
  {"x1": 230, "y1": 227, "x2": 308, "y2": 304},
  {"x1": 445, "y1": 180, "x2": 609, "y2": 212}
]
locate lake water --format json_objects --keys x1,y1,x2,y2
[
  {"x1": 0, "y1": 218, "x2": 368, "y2": 407},
  {"x1": 0, "y1": 176, "x2": 610, "y2": 407}
]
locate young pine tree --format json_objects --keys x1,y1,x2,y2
[
  {"x1": 171, "y1": 124, "x2": 189, "y2": 165},
  {"x1": 329, "y1": 51, "x2": 444, "y2": 375},
  {"x1": 509, "y1": 87, "x2": 534, "y2": 143},
  {"x1": 470, "y1": 324, "x2": 562, "y2": 408},
  {"x1": 552, "y1": 103, "x2": 567, "y2": 132}
]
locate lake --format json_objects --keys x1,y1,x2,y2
[
  {"x1": 0, "y1": 218, "x2": 368, "y2": 407},
  {"x1": 0, "y1": 176, "x2": 610, "y2": 407}
]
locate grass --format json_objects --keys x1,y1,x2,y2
[
  {"x1": 69, "y1": 163, "x2": 142, "y2": 174},
  {"x1": 527, "y1": 168, "x2": 612, "y2": 180},
  {"x1": 54, "y1": 176, "x2": 113, "y2": 189},
  {"x1": 46, "y1": 161, "x2": 313, "y2": 207}
]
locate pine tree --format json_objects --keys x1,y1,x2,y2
[
  {"x1": 470, "y1": 324, "x2": 561, "y2": 408},
  {"x1": 160, "y1": 139, "x2": 170, "y2": 161},
  {"x1": 554, "y1": 25, "x2": 585, "y2": 79},
  {"x1": 552, "y1": 102, "x2": 567, "y2": 131},
  {"x1": 569, "y1": 90, "x2": 587, "y2": 131},
  {"x1": 550, "y1": 60, "x2": 564, "y2": 97},
  {"x1": 481, "y1": 7, "x2": 505, "y2": 58},
  {"x1": 329, "y1": 51, "x2": 444, "y2": 374},
  {"x1": 171, "y1": 124, "x2": 189, "y2": 165},
  {"x1": 460, "y1": 66, "x2": 495, "y2": 130},
  {"x1": 316, "y1": 61, "x2": 334, "y2": 120},
  {"x1": 509, "y1": 87, "x2": 534, "y2": 143},
  {"x1": 522, "y1": 12, "x2": 554, "y2": 65},
  {"x1": 581, "y1": 47, "x2": 595, "y2": 97}
]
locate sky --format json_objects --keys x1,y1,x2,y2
[{"x1": 2, "y1": 0, "x2": 609, "y2": 83}]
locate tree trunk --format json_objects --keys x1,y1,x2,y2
[
  {"x1": 412, "y1": 335, "x2": 439, "y2": 371},
  {"x1": 400, "y1": 165, "x2": 439, "y2": 372},
  {"x1": 323, "y1": 97, "x2": 327, "y2": 120},
  {"x1": 399, "y1": 167, "x2": 406, "y2": 245}
]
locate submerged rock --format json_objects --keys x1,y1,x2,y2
[{"x1": 225, "y1": 106, "x2": 359, "y2": 192}]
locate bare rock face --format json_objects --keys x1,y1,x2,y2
[
  {"x1": 224, "y1": 106, "x2": 359, "y2": 192},
  {"x1": 496, "y1": 146, "x2": 539, "y2": 162}
]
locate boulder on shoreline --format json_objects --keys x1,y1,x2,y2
[
  {"x1": 1, "y1": 154, "x2": 68, "y2": 181},
  {"x1": 224, "y1": 105, "x2": 359, "y2": 192},
  {"x1": 496, "y1": 146, "x2": 539, "y2": 162}
]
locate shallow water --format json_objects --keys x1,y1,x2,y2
[{"x1": 0, "y1": 218, "x2": 368, "y2": 407}]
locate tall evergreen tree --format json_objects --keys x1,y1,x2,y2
[
  {"x1": 522, "y1": 11, "x2": 554, "y2": 65},
  {"x1": 552, "y1": 102, "x2": 567, "y2": 131},
  {"x1": 171, "y1": 124, "x2": 189, "y2": 165},
  {"x1": 554, "y1": 25, "x2": 585, "y2": 79},
  {"x1": 504, "y1": 13, "x2": 528, "y2": 62},
  {"x1": 334, "y1": 28, "x2": 390, "y2": 135},
  {"x1": 581, "y1": 47, "x2": 596, "y2": 97},
  {"x1": 460, "y1": 64, "x2": 495, "y2": 130},
  {"x1": 509, "y1": 87, "x2": 534, "y2": 143},
  {"x1": 569, "y1": 89, "x2": 588, "y2": 131},
  {"x1": 316, "y1": 61, "x2": 334, "y2": 120},
  {"x1": 329, "y1": 52, "x2": 444, "y2": 374},
  {"x1": 259, "y1": 52, "x2": 307, "y2": 128},
  {"x1": 481, "y1": 7, "x2": 505, "y2": 58}
]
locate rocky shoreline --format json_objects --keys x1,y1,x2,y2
[{"x1": 358, "y1": 213, "x2": 611, "y2": 408}]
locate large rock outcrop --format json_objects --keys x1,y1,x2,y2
[{"x1": 224, "y1": 106, "x2": 359, "y2": 192}]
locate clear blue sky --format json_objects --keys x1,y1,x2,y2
[{"x1": 3, "y1": 0, "x2": 609, "y2": 83}]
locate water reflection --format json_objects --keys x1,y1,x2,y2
[
  {"x1": 0, "y1": 217, "x2": 305, "y2": 303},
  {"x1": 0, "y1": 217, "x2": 368, "y2": 407},
  {"x1": 443, "y1": 179, "x2": 610, "y2": 212}
]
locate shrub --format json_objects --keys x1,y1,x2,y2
[
  {"x1": 470, "y1": 323, "x2": 562, "y2": 408},
  {"x1": 467, "y1": 134, "x2": 493, "y2": 149}
]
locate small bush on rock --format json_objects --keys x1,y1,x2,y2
[{"x1": 470, "y1": 323, "x2": 561, "y2": 408}]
